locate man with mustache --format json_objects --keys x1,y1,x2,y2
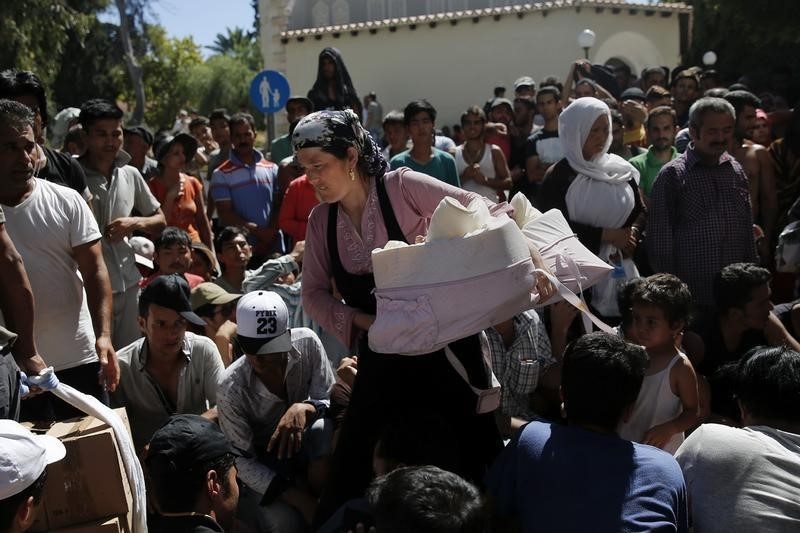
[
  {"x1": 211, "y1": 113, "x2": 282, "y2": 265},
  {"x1": 140, "y1": 227, "x2": 204, "y2": 289},
  {"x1": 0, "y1": 100, "x2": 118, "y2": 420},
  {"x1": 648, "y1": 97, "x2": 757, "y2": 318},
  {"x1": 629, "y1": 106, "x2": 680, "y2": 203}
]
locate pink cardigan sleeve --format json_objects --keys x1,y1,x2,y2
[{"x1": 301, "y1": 203, "x2": 358, "y2": 349}]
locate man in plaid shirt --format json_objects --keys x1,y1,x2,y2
[
  {"x1": 485, "y1": 310, "x2": 558, "y2": 435},
  {"x1": 647, "y1": 97, "x2": 757, "y2": 313}
]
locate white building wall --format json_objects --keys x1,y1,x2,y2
[{"x1": 280, "y1": 8, "x2": 683, "y2": 127}]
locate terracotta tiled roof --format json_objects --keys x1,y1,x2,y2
[{"x1": 281, "y1": 1, "x2": 692, "y2": 39}]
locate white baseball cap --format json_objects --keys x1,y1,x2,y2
[
  {"x1": 0, "y1": 420, "x2": 66, "y2": 499},
  {"x1": 235, "y1": 291, "x2": 292, "y2": 355}
]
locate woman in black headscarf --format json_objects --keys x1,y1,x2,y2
[{"x1": 307, "y1": 47, "x2": 362, "y2": 116}]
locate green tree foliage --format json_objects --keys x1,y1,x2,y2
[
  {"x1": 682, "y1": 0, "x2": 800, "y2": 97},
  {"x1": 207, "y1": 27, "x2": 262, "y2": 71},
  {"x1": 187, "y1": 55, "x2": 258, "y2": 118},
  {"x1": 132, "y1": 26, "x2": 203, "y2": 129},
  {"x1": 0, "y1": 1, "x2": 103, "y2": 87},
  {"x1": 51, "y1": 20, "x2": 128, "y2": 109}
]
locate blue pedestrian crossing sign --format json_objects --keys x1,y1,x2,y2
[{"x1": 250, "y1": 70, "x2": 291, "y2": 114}]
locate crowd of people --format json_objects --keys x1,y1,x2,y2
[{"x1": 0, "y1": 45, "x2": 799, "y2": 533}]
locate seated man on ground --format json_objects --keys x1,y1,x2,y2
[
  {"x1": 217, "y1": 291, "x2": 335, "y2": 532},
  {"x1": 486, "y1": 332, "x2": 688, "y2": 533},
  {"x1": 675, "y1": 346, "x2": 800, "y2": 532},
  {"x1": 690, "y1": 262, "x2": 800, "y2": 422},
  {"x1": 139, "y1": 226, "x2": 205, "y2": 289},
  {"x1": 112, "y1": 274, "x2": 224, "y2": 451},
  {"x1": 486, "y1": 310, "x2": 561, "y2": 436},
  {"x1": 146, "y1": 414, "x2": 240, "y2": 533}
]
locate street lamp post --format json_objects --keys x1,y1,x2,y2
[
  {"x1": 702, "y1": 50, "x2": 717, "y2": 66},
  {"x1": 578, "y1": 29, "x2": 596, "y2": 60}
]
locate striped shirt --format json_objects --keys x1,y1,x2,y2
[
  {"x1": 647, "y1": 144, "x2": 757, "y2": 306},
  {"x1": 210, "y1": 150, "x2": 278, "y2": 228}
]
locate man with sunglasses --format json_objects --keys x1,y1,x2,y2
[
  {"x1": 112, "y1": 274, "x2": 224, "y2": 452},
  {"x1": 217, "y1": 291, "x2": 334, "y2": 532}
]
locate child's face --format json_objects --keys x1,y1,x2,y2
[{"x1": 631, "y1": 303, "x2": 680, "y2": 350}]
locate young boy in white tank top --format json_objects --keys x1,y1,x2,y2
[{"x1": 618, "y1": 273, "x2": 701, "y2": 454}]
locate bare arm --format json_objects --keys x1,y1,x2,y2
[
  {"x1": 526, "y1": 155, "x2": 547, "y2": 184},
  {"x1": 215, "y1": 200, "x2": 252, "y2": 228},
  {"x1": 643, "y1": 356, "x2": 700, "y2": 448},
  {"x1": 765, "y1": 312, "x2": 800, "y2": 351},
  {"x1": 756, "y1": 147, "x2": 778, "y2": 249},
  {"x1": 74, "y1": 239, "x2": 119, "y2": 391},
  {"x1": 488, "y1": 145, "x2": 512, "y2": 190},
  {"x1": 194, "y1": 189, "x2": 214, "y2": 250},
  {"x1": 0, "y1": 224, "x2": 45, "y2": 374},
  {"x1": 105, "y1": 208, "x2": 166, "y2": 242}
]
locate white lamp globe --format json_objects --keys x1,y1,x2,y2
[
  {"x1": 702, "y1": 51, "x2": 717, "y2": 66},
  {"x1": 578, "y1": 29, "x2": 596, "y2": 49}
]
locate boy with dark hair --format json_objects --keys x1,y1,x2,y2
[
  {"x1": 618, "y1": 274, "x2": 700, "y2": 453},
  {"x1": 676, "y1": 347, "x2": 800, "y2": 533},
  {"x1": 146, "y1": 414, "x2": 240, "y2": 532},
  {"x1": 487, "y1": 332, "x2": 688, "y2": 533},
  {"x1": 390, "y1": 100, "x2": 460, "y2": 187},
  {"x1": 367, "y1": 466, "x2": 488, "y2": 533},
  {"x1": 140, "y1": 227, "x2": 204, "y2": 288},
  {"x1": 78, "y1": 98, "x2": 166, "y2": 348}
]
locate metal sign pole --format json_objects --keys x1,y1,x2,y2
[{"x1": 266, "y1": 113, "x2": 275, "y2": 148}]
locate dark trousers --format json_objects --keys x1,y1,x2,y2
[
  {"x1": 313, "y1": 335, "x2": 502, "y2": 527},
  {"x1": 19, "y1": 362, "x2": 107, "y2": 422}
]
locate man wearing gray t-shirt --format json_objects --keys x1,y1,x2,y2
[{"x1": 675, "y1": 346, "x2": 800, "y2": 533}]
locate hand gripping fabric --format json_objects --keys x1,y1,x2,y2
[{"x1": 23, "y1": 368, "x2": 148, "y2": 533}]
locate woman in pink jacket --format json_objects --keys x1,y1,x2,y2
[{"x1": 295, "y1": 110, "x2": 553, "y2": 524}]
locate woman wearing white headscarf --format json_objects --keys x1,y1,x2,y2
[{"x1": 537, "y1": 97, "x2": 645, "y2": 258}]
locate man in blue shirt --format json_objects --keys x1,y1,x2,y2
[
  {"x1": 390, "y1": 100, "x2": 460, "y2": 187},
  {"x1": 211, "y1": 112, "x2": 282, "y2": 261},
  {"x1": 486, "y1": 332, "x2": 689, "y2": 533}
]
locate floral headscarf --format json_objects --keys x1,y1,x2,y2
[{"x1": 291, "y1": 109, "x2": 388, "y2": 178}]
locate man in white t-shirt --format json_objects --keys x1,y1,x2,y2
[
  {"x1": 0, "y1": 99, "x2": 118, "y2": 421},
  {"x1": 675, "y1": 346, "x2": 800, "y2": 532}
]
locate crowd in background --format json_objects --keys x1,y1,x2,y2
[{"x1": 0, "y1": 44, "x2": 799, "y2": 533}]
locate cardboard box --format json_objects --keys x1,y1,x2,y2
[
  {"x1": 26, "y1": 408, "x2": 133, "y2": 532},
  {"x1": 50, "y1": 516, "x2": 123, "y2": 533}
]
